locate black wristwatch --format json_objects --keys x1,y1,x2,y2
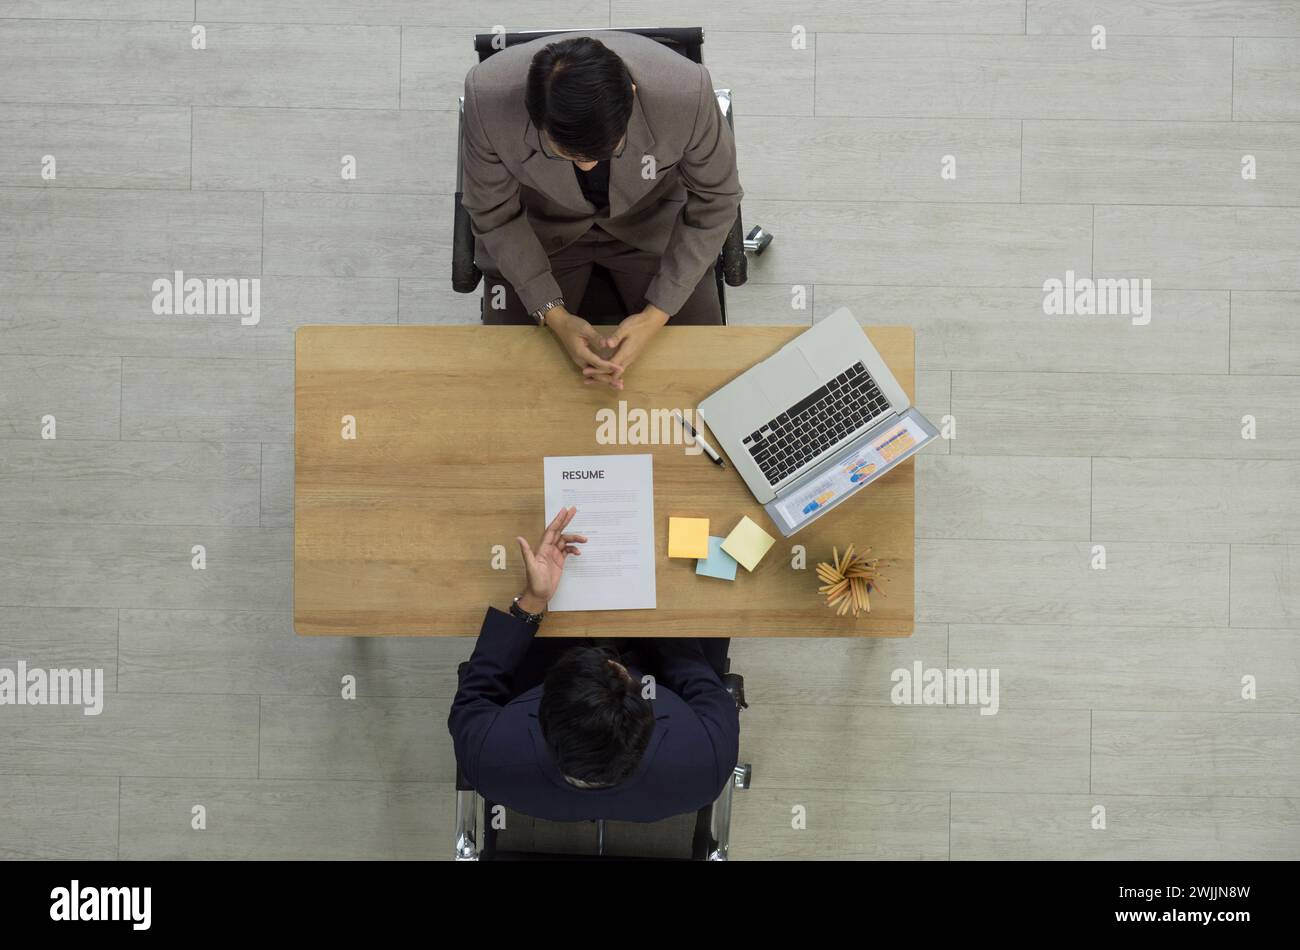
[{"x1": 509, "y1": 596, "x2": 545, "y2": 626}]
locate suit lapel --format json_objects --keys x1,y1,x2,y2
[
  {"x1": 519, "y1": 118, "x2": 588, "y2": 210},
  {"x1": 607, "y1": 91, "x2": 656, "y2": 218}
]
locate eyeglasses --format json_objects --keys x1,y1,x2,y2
[{"x1": 537, "y1": 128, "x2": 628, "y2": 163}]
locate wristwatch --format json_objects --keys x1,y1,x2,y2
[
  {"x1": 531, "y1": 295, "x2": 565, "y2": 326},
  {"x1": 509, "y1": 595, "x2": 545, "y2": 626}
]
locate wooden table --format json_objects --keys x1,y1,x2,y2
[{"x1": 294, "y1": 325, "x2": 916, "y2": 638}]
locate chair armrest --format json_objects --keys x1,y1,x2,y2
[
  {"x1": 452, "y1": 99, "x2": 482, "y2": 293},
  {"x1": 454, "y1": 661, "x2": 475, "y2": 790},
  {"x1": 452, "y1": 192, "x2": 482, "y2": 293},
  {"x1": 721, "y1": 672, "x2": 748, "y2": 711},
  {"x1": 721, "y1": 212, "x2": 747, "y2": 287},
  {"x1": 713, "y1": 88, "x2": 747, "y2": 288}
]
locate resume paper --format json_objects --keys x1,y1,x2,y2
[{"x1": 543, "y1": 454, "x2": 657, "y2": 612}]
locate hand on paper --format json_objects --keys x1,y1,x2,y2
[{"x1": 515, "y1": 505, "x2": 587, "y2": 612}]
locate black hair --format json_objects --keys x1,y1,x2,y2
[
  {"x1": 539, "y1": 645, "x2": 654, "y2": 787},
  {"x1": 525, "y1": 36, "x2": 634, "y2": 162}
]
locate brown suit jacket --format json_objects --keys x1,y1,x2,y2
[{"x1": 460, "y1": 30, "x2": 743, "y2": 318}]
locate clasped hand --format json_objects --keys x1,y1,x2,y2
[{"x1": 547, "y1": 305, "x2": 670, "y2": 390}]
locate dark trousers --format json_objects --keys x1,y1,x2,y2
[
  {"x1": 481, "y1": 225, "x2": 723, "y2": 326},
  {"x1": 510, "y1": 636, "x2": 730, "y2": 699}
]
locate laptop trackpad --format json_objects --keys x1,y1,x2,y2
[{"x1": 758, "y1": 347, "x2": 821, "y2": 411}]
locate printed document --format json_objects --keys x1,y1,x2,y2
[{"x1": 542, "y1": 454, "x2": 656, "y2": 611}]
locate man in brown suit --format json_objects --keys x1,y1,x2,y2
[{"x1": 460, "y1": 31, "x2": 743, "y2": 390}]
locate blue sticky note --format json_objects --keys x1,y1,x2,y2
[{"x1": 696, "y1": 535, "x2": 738, "y2": 581}]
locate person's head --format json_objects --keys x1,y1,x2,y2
[
  {"x1": 538, "y1": 645, "x2": 654, "y2": 788},
  {"x1": 525, "y1": 36, "x2": 634, "y2": 166}
]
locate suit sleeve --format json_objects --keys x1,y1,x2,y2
[
  {"x1": 643, "y1": 64, "x2": 744, "y2": 318},
  {"x1": 652, "y1": 639, "x2": 740, "y2": 789},
  {"x1": 460, "y1": 68, "x2": 563, "y2": 316},
  {"x1": 448, "y1": 607, "x2": 538, "y2": 787}
]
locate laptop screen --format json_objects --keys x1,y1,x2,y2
[{"x1": 771, "y1": 413, "x2": 931, "y2": 533}]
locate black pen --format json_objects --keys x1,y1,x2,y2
[{"x1": 673, "y1": 410, "x2": 726, "y2": 469}]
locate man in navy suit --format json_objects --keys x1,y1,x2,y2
[{"x1": 448, "y1": 506, "x2": 739, "y2": 822}]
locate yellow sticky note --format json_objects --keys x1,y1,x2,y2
[
  {"x1": 668, "y1": 517, "x2": 710, "y2": 559},
  {"x1": 720, "y1": 516, "x2": 775, "y2": 572}
]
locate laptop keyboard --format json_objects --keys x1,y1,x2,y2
[{"x1": 743, "y1": 361, "x2": 891, "y2": 487}]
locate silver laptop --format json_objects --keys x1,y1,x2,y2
[{"x1": 697, "y1": 308, "x2": 938, "y2": 537}]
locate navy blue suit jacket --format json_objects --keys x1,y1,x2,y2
[{"x1": 449, "y1": 607, "x2": 740, "y2": 822}]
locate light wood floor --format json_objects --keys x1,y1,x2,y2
[{"x1": 1, "y1": 1, "x2": 1297, "y2": 860}]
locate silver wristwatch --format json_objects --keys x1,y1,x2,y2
[{"x1": 531, "y1": 296, "x2": 565, "y2": 326}]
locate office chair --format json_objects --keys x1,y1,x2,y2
[
  {"x1": 452, "y1": 659, "x2": 753, "y2": 861},
  {"x1": 451, "y1": 26, "x2": 774, "y2": 325}
]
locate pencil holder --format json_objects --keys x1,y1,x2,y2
[{"x1": 816, "y1": 545, "x2": 887, "y2": 617}]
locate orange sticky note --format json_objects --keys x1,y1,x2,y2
[{"x1": 668, "y1": 517, "x2": 710, "y2": 559}]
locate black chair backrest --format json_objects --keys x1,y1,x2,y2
[{"x1": 474, "y1": 26, "x2": 703, "y2": 64}]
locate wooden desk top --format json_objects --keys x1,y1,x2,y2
[{"x1": 294, "y1": 325, "x2": 916, "y2": 638}]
